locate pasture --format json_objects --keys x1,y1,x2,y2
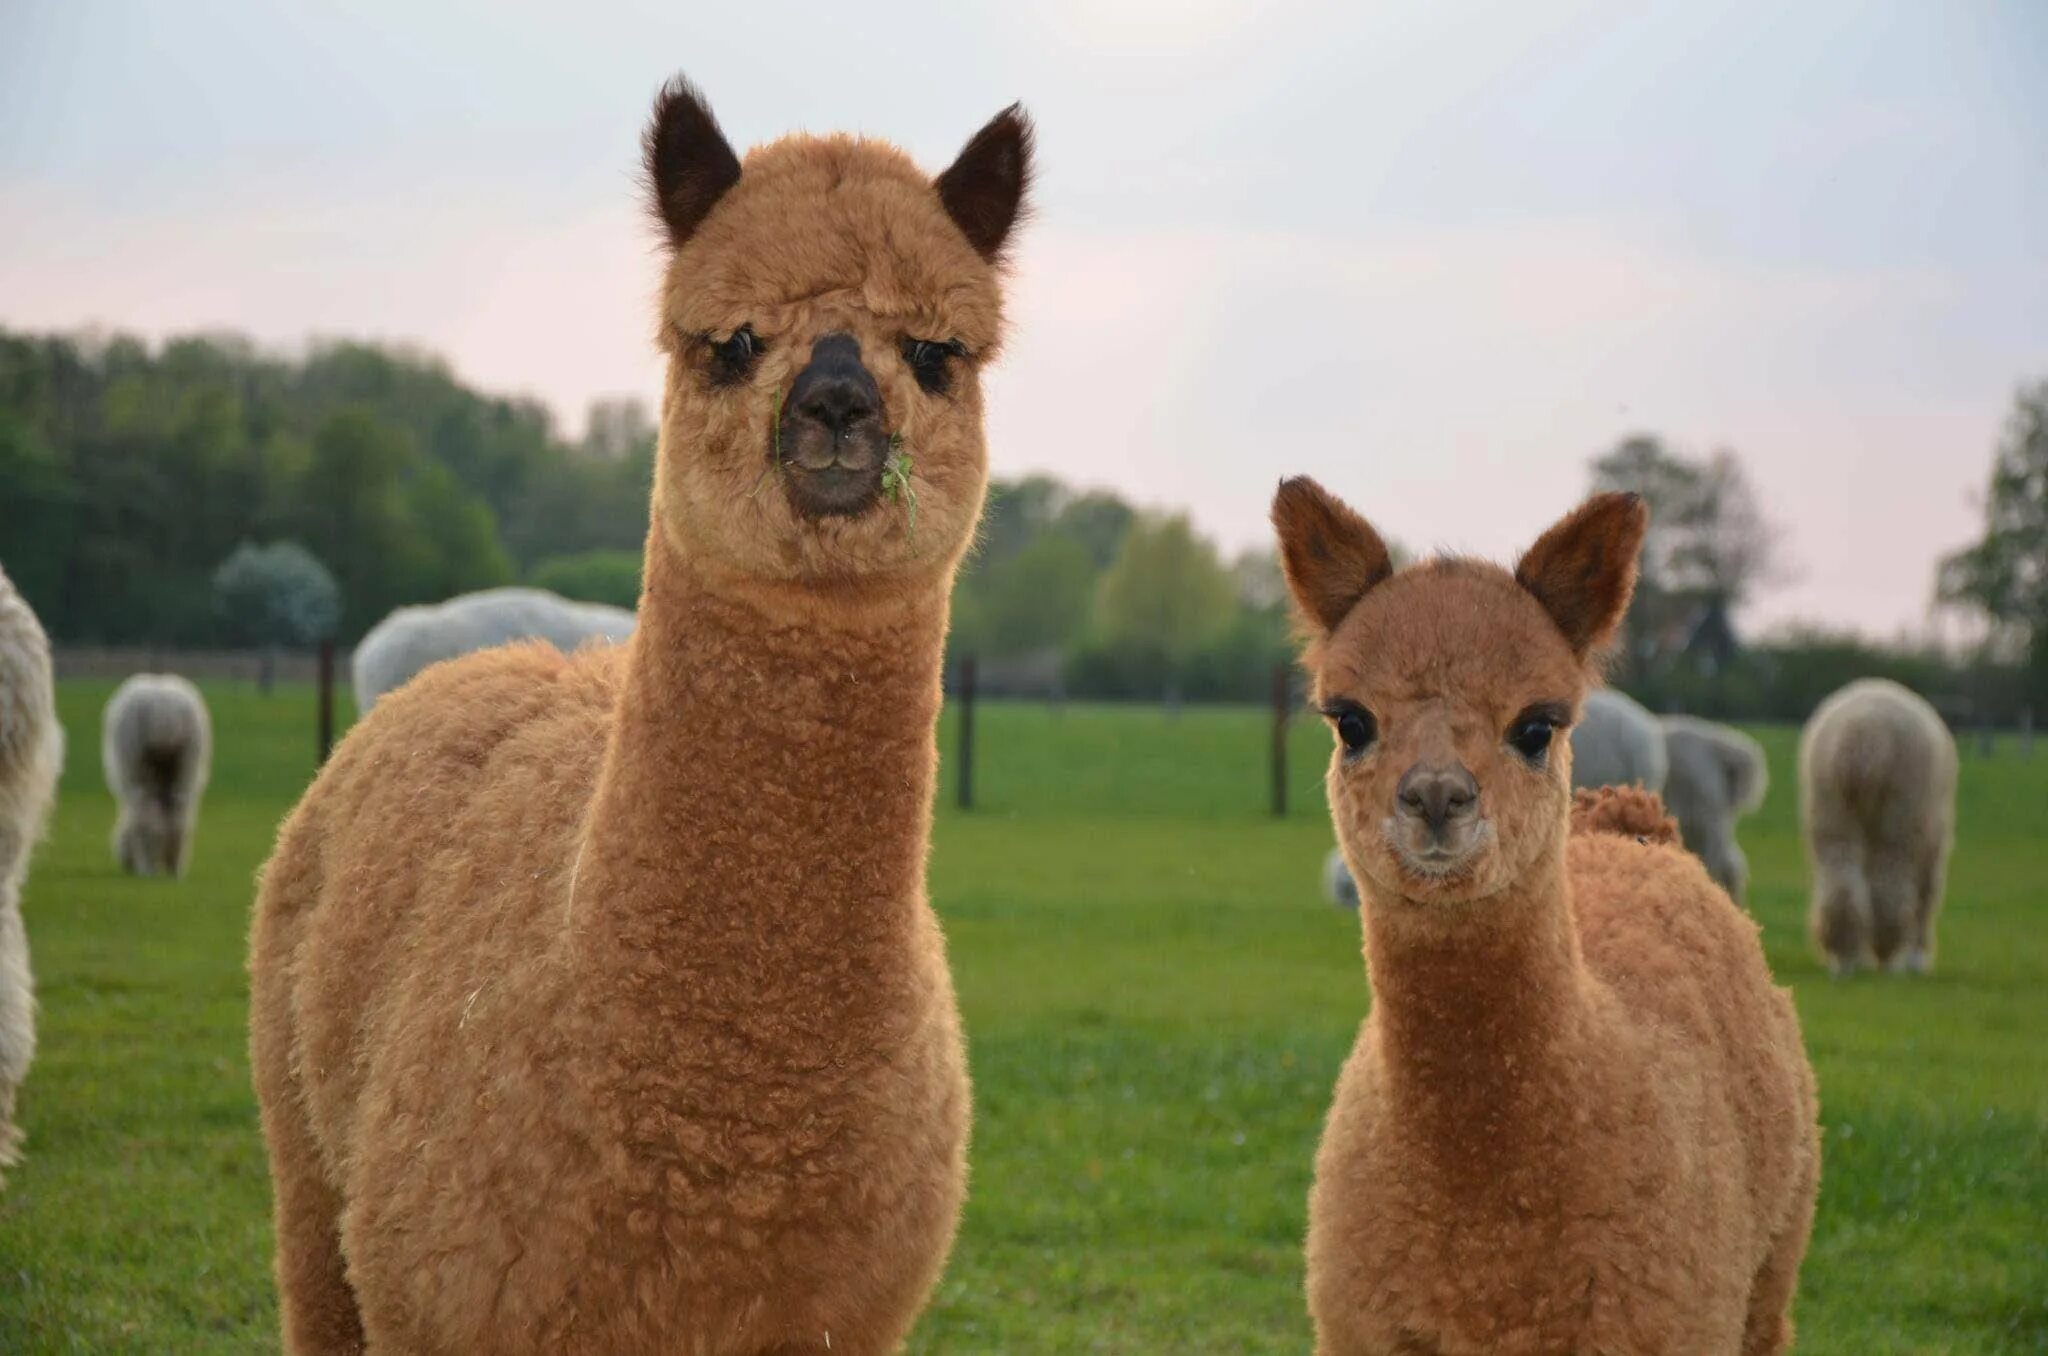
[{"x1": 1, "y1": 680, "x2": 2042, "y2": 1353}]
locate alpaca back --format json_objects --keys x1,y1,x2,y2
[
  {"x1": 1799, "y1": 679, "x2": 1955, "y2": 847},
  {"x1": 1571, "y1": 688, "x2": 1668, "y2": 793},
  {"x1": 103, "y1": 675, "x2": 211, "y2": 811},
  {"x1": 352, "y1": 588, "x2": 636, "y2": 712}
]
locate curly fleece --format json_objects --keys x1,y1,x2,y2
[
  {"x1": 249, "y1": 84, "x2": 1023, "y2": 1355},
  {"x1": 1273, "y1": 479, "x2": 1820, "y2": 1356}
]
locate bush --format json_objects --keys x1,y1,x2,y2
[{"x1": 530, "y1": 550, "x2": 642, "y2": 610}]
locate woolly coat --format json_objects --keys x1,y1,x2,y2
[
  {"x1": 1659, "y1": 715, "x2": 1769, "y2": 904},
  {"x1": 102, "y1": 673, "x2": 211, "y2": 877},
  {"x1": 1799, "y1": 677, "x2": 1957, "y2": 972},
  {"x1": 0, "y1": 563, "x2": 61, "y2": 1176},
  {"x1": 1569, "y1": 688, "x2": 1668, "y2": 794}
]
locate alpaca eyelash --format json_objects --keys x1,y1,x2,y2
[
  {"x1": 702, "y1": 325, "x2": 766, "y2": 388},
  {"x1": 901, "y1": 337, "x2": 967, "y2": 396}
]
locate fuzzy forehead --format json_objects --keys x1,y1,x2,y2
[
  {"x1": 660, "y1": 133, "x2": 1005, "y2": 351},
  {"x1": 1318, "y1": 560, "x2": 1587, "y2": 712}
]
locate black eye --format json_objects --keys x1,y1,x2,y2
[
  {"x1": 705, "y1": 324, "x2": 764, "y2": 387},
  {"x1": 1325, "y1": 703, "x2": 1377, "y2": 755},
  {"x1": 1506, "y1": 712, "x2": 1559, "y2": 763},
  {"x1": 902, "y1": 337, "x2": 965, "y2": 395}
]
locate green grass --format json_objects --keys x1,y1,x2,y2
[{"x1": 2, "y1": 683, "x2": 2043, "y2": 1352}]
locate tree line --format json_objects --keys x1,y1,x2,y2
[{"x1": 1, "y1": 328, "x2": 2039, "y2": 720}]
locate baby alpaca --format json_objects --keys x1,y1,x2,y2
[
  {"x1": 1274, "y1": 479, "x2": 1819, "y2": 1356},
  {"x1": 1799, "y1": 678, "x2": 1956, "y2": 976},
  {"x1": 0, "y1": 564, "x2": 63, "y2": 1180},
  {"x1": 103, "y1": 675, "x2": 211, "y2": 877},
  {"x1": 1569, "y1": 687, "x2": 1668, "y2": 793},
  {"x1": 251, "y1": 77, "x2": 1030, "y2": 1355},
  {"x1": 351, "y1": 586, "x2": 636, "y2": 712},
  {"x1": 1661, "y1": 715, "x2": 1769, "y2": 905}
]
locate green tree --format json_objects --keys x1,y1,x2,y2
[
  {"x1": 1590, "y1": 436, "x2": 1786, "y2": 674},
  {"x1": 1939, "y1": 380, "x2": 2048, "y2": 705},
  {"x1": 974, "y1": 534, "x2": 1096, "y2": 657},
  {"x1": 1089, "y1": 512, "x2": 1238, "y2": 689},
  {"x1": 212, "y1": 540, "x2": 341, "y2": 646}
]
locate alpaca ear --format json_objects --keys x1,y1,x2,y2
[
  {"x1": 1271, "y1": 476, "x2": 1395, "y2": 637},
  {"x1": 1514, "y1": 492, "x2": 1648, "y2": 660},
  {"x1": 644, "y1": 75, "x2": 742, "y2": 248},
  {"x1": 936, "y1": 103, "x2": 1033, "y2": 262}
]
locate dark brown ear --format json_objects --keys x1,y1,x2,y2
[
  {"x1": 1513, "y1": 492, "x2": 1648, "y2": 660},
  {"x1": 936, "y1": 103, "x2": 1033, "y2": 262},
  {"x1": 644, "y1": 75, "x2": 742, "y2": 248},
  {"x1": 1271, "y1": 476, "x2": 1395, "y2": 637}
]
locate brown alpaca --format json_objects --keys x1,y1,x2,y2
[
  {"x1": 249, "y1": 77, "x2": 1030, "y2": 1355},
  {"x1": 1273, "y1": 479, "x2": 1820, "y2": 1356}
]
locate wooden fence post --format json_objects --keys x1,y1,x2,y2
[
  {"x1": 317, "y1": 640, "x2": 336, "y2": 767},
  {"x1": 957, "y1": 656, "x2": 977, "y2": 811}
]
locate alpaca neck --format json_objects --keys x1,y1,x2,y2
[
  {"x1": 1360, "y1": 839, "x2": 1591, "y2": 1167},
  {"x1": 570, "y1": 524, "x2": 951, "y2": 986}
]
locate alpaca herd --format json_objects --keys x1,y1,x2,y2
[{"x1": 0, "y1": 71, "x2": 1995, "y2": 1356}]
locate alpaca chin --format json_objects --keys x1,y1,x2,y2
[{"x1": 1375, "y1": 816, "x2": 1497, "y2": 897}]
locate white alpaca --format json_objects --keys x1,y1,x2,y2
[
  {"x1": 351, "y1": 587, "x2": 636, "y2": 713},
  {"x1": 103, "y1": 675, "x2": 212, "y2": 878},
  {"x1": 1659, "y1": 716, "x2": 1769, "y2": 905},
  {"x1": 1799, "y1": 678, "x2": 1957, "y2": 976},
  {"x1": 1569, "y1": 688, "x2": 1668, "y2": 792},
  {"x1": 0, "y1": 563, "x2": 62, "y2": 1178}
]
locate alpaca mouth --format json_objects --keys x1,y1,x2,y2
[{"x1": 1381, "y1": 817, "x2": 1494, "y2": 882}]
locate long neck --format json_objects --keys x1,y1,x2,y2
[
  {"x1": 569, "y1": 526, "x2": 952, "y2": 982},
  {"x1": 1360, "y1": 839, "x2": 1591, "y2": 1171}
]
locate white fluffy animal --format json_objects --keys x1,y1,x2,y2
[
  {"x1": 350, "y1": 587, "x2": 636, "y2": 712},
  {"x1": 103, "y1": 675, "x2": 212, "y2": 878},
  {"x1": 1799, "y1": 678, "x2": 1957, "y2": 976},
  {"x1": 1569, "y1": 687, "x2": 1668, "y2": 793},
  {"x1": 1659, "y1": 716, "x2": 1769, "y2": 905},
  {"x1": 0, "y1": 563, "x2": 62, "y2": 1178}
]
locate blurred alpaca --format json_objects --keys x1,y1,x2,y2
[
  {"x1": 103, "y1": 675, "x2": 211, "y2": 877},
  {"x1": 0, "y1": 563, "x2": 62, "y2": 1179},
  {"x1": 1800, "y1": 678, "x2": 1956, "y2": 975}
]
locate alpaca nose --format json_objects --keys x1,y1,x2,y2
[
  {"x1": 1395, "y1": 762, "x2": 1479, "y2": 836},
  {"x1": 790, "y1": 332, "x2": 879, "y2": 435}
]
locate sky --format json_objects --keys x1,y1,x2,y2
[{"x1": 3, "y1": 1, "x2": 2043, "y2": 637}]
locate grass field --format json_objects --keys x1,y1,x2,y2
[{"x1": 2, "y1": 679, "x2": 2043, "y2": 1353}]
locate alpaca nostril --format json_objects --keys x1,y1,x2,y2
[
  {"x1": 1395, "y1": 763, "x2": 1479, "y2": 835},
  {"x1": 798, "y1": 380, "x2": 874, "y2": 435}
]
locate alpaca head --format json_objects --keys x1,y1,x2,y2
[
  {"x1": 641, "y1": 76, "x2": 1031, "y2": 591},
  {"x1": 1272, "y1": 479, "x2": 1646, "y2": 907}
]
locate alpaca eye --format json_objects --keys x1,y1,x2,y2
[
  {"x1": 902, "y1": 337, "x2": 964, "y2": 396},
  {"x1": 1507, "y1": 715, "x2": 1556, "y2": 763},
  {"x1": 705, "y1": 325, "x2": 764, "y2": 387},
  {"x1": 1324, "y1": 703, "x2": 1377, "y2": 755}
]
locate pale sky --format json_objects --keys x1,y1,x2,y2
[{"x1": 4, "y1": 1, "x2": 2043, "y2": 637}]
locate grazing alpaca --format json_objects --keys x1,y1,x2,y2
[
  {"x1": 1569, "y1": 687, "x2": 1667, "y2": 792},
  {"x1": 351, "y1": 586, "x2": 636, "y2": 712},
  {"x1": 1661, "y1": 715, "x2": 1769, "y2": 905},
  {"x1": 250, "y1": 76, "x2": 1030, "y2": 1355},
  {"x1": 103, "y1": 674, "x2": 211, "y2": 878},
  {"x1": 0, "y1": 564, "x2": 62, "y2": 1181},
  {"x1": 1273, "y1": 479, "x2": 1819, "y2": 1356},
  {"x1": 1799, "y1": 678, "x2": 1956, "y2": 976}
]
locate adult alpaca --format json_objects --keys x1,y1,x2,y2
[
  {"x1": 1661, "y1": 714, "x2": 1769, "y2": 905},
  {"x1": 250, "y1": 77, "x2": 1030, "y2": 1355},
  {"x1": 1274, "y1": 479, "x2": 1818, "y2": 1355},
  {"x1": 0, "y1": 564, "x2": 62, "y2": 1180},
  {"x1": 1800, "y1": 678, "x2": 1956, "y2": 975},
  {"x1": 103, "y1": 674, "x2": 211, "y2": 877}
]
